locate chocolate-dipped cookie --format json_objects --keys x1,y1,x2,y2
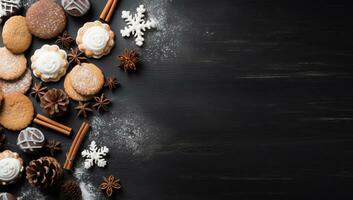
[
  {"x1": 61, "y1": 0, "x2": 90, "y2": 17},
  {"x1": 0, "y1": 150, "x2": 23, "y2": 185},
  {"x1": 0, "y1": 0, "x2": 22, "y2": 24},
  {"x1": 17, "y1": 127, "x2": 45, "y2": 153}
]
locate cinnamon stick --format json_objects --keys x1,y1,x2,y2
[
  {"x1": 33, "y1": 118, "x2": 71, "y2": 136},
  {"x1": 99, "y1": 0, "x2": 114, "y2": 21},
  {"x1": 36, "y1": 114, "x2": 72, "y2": 132},
  {"x1": 64, "y1": 122, "x2": 90, "y2": 170},
  {"x1": 105, "y1": 0, "x2": 118, "y2": 22}
]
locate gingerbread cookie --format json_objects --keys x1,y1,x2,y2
[
  {"x1": 0, "y1": 0, "x2": 21, "y2": 23},
  {"x1": 31, "y1": 44, "x2": 68, "y2": 82},
  {"x1": 76, "y1": 20, "x2": 115, "y2": 59},
  {"x1": 0, "y1": 48, "x2": 27, "y2": 81},
  {"x1": 2, "y1": 16, "x2": 32, "y2": 54},
  {"x1": 26, "y1": 0, "x2": 66, "y2": 39},
  {"x1": 61, "y1": 0, "x2": 90, "y2": 17},
  {"x1": 0, "y1": 68, "x2": 32, "y2": 94},
  {"x1": 0, "y1": 93, "x2": 34, "y2": 131},
  {"x1": 70, "y1": 63, "x2": 104, "y2": 96},
  {"x1": 17, "y1": 127, "x2": 45, "y2": 153},
  {"x1": 0, "y1": 150, "x2": 23, "y2": 185},
  {"x1": 64, "y1": 71, "x2": 93, "y2": 101}
]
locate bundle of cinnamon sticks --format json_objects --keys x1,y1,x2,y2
[
  {"x1": 100, "y1": 0, "x2": 119, "y2": 23},
  {"x1": 33, "y1": 114, "x2": 72, "y2": 136}
]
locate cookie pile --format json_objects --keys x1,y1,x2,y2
[{"x1": 0, "y1": 0, "x2": 157, "y2": 198}]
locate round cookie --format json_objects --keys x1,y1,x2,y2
[
  {"x1": 0, "y1": 0, "x2": 22, "y2": 24},
  {"x1": 64, "y1": 71, "x2": 93, "y2": 101},
  {"x1": 26, "y1": 0, "x2": 67, "y2": 39},
  {"x1": 0, "y1": 93, "x2": 34, "y2": 131},
  {"x1": 17, "y1": 127, "x2": 45, "y2": 153},
  {"x1": 0, "y1": 92, "x2": 3, "y2": 107},
  {"x1": 0, "y1": 68, "x2": 32, "y2": 94},
  {"x1": 0, "y1": 48, "x2": 27, "y2": 81},
  {"x1": 31, "y1": 45, "x2": 68, "y2": 82},
  {"x1": 61, "y1": 0, "x2": 90, "y2": 17},
  {"x1": 76, "y1": 20, "x2": 115, "y2": 59},
  {"x1": 70, "y1": 63, "x2": 104, "y2": 96},
  {"x1": 2, "y1": 16, "x2": 32, "y2": 54}
]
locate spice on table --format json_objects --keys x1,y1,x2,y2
[
  {"x1": 33, "y1": 114, "x2": 72, "y2": 136},
  {"x1": 68, "y1": 48, "x2": 87, "y2": 65},
  {"x1": 105, "y1": 77, "x2": 119, "y2": 90},
  {"x1": 93, "y1": 93, "x2": 111, "y2": 112},
  {"x1": 75, "y1": 102, "x2": 93, "y2": 118},
  {"x1": 118, "y1": 49, "x2": 138, "y2": 72},
  {"x1": 56, "y1": 31, "x2": 74, "y2": 49},
  {"x1": 100, "y1": 175, "x2": 121, "y2": 197},
  {"x1": 30, "y1": 82, "x2": 47, "y2": 100},
  {"x1": 45, "y1": 140, "x2": 62, "y2": 156}
]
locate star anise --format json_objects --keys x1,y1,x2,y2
[
  {"x1": 105, "y1": 77, "x2": 119, "y2": 90},
  {"x1": 93, "y1": 94, "x2": 111, "y2": 112},
  {"x1": 31, "y1": 82, "x2": 47, "y2": 100},
  {"x1": 100, "y1": 175, "x2": 121, "y2": 197},
  {"x1": 56, "y1": 31, "x2": 74, "y2": 49},
  {"x1": 45, "y1": 140, "x2": 61, "y2": 156},
  {"x1": 75, "y1": 102, "x2": 93, "y2": 118},
  {"x1": 117, "y1": 49, "x2": 138, "y2": 72},
  {"x1": 68, "y1": 48, "x2": 87, "y2": 65}
]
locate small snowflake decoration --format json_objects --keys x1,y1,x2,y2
[
  {"x1": 120, "y1": 4, "x2": 157, "y2": 46},
  {"x1": 81, "y1": 141, "x2": 109, "y2": 169}
]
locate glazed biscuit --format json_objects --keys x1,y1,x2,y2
[
  {"x1": 31, "y1": 45, "x2": 68, "y2": 82},
  {"x1": 0, "y1": 93, "x2": 34, "y2": 131},
  {"x1": 0, "y1": 68, "x2": 32, "y2": 94},
  {"x1": 0, "y1": 47, "x2": 27, "y2": 81},
  {"x1": 26, "y1": 0, "x2": 66, "y2": 39},
  {"x1": 70, "y1": 63, "x2": 104, "y2": 96},
  {"x1": 64, "y1": 71, "x2": 93, "y2": 101},
  {"x1": 2, "y1": 16, "x2": 32, "y2": 54},
  {"x1": 76, "y1": 20, "x2": 115, "y2": 59}
]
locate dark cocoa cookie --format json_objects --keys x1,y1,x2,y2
[{"x1": 26, "y1": 0, "x2": 66, "y2": 39}]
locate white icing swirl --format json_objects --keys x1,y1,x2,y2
[
  {"x1": 35, "y1": 51, "x2": 64, "y2": 77},
  {"x1": 0, "y1": 158, "x2": 21, "y2": 182},
  {"x1": 82, "y1": 26, "x2": 109, "y2": 52}
]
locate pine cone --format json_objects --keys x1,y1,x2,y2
[
  {"x1": 61, "y1": 181, "x2": 82, "y2": 200},
  {"x1": 40, "y1": 89, "x2": 70, "y2": 116},
  {"x1": 26, "y1": 156, "x2": 63, "y2": 189}
]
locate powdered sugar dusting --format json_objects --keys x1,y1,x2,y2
[
  {"x1": 74, "y1": 163, "x2": 103, "y2": 200},
  {"x1": 18, "y1": 186, "x2": 46, "y2": 200},
  {"x1": 141, "y1": 0, "x2": 191, "y2": 63}
]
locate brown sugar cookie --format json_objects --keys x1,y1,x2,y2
[
  {"x1": 0, "y1": 47, "x2": 27, "y2": 81},
  {"x1": 0, "y1": 93, "x2": 34, "y2": 131},
  {"x1": 70, "y1": 63, "x2": 104, "y2": 96},
  {"x1": 26, "y1": 0, "x2": 66, "y2": 39},
  {"x1": 0, "y1": 68, "x2": 32, "y2": 94},
  {"x1": 64, "y1": 71, "x2": 93, "y2": 101},
  {"x1": 2, "y1": 16, "x2": 32, "y2": 54}
]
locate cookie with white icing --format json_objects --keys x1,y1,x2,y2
[
  {"x1": 17, "y1": 127, "x2": 45, "y2": 153},
  {"x1": 0, "y1": 0, "x2": 22, "y2": 24},
  {"x1": 0, "y1": 150, "x2": 23, "y2": 185},
  {"x1": 76, "y1": 20, "x2": 115, "y2": 59},
  {"x1": 31, "y1": 44, "x2": 68, "y2": 82},
  {"x1": 61, "y1": 0, "x2": 90, "y2": 17}
]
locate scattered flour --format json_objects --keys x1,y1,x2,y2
[
  {"x1": 18, "y1": 186, "x2": 46, "y2": 200},
  {"x1": 140, "y1": 0, "x2": 192, "y2": 63},
  {"x1": 74, "y1": 163, "x2": 102, "y2": 200}
]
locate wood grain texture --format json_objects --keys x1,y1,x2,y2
[{"x1": 1, "y1": 0, "x2": 353, "y2": 199}]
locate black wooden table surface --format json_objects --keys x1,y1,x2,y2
[{"x1": 1, "y1": 0, "x2": 353, "y2": 199}]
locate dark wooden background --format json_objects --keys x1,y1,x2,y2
[{"x1": 1, "y1": 0, "x2": 353, "y2": 199}]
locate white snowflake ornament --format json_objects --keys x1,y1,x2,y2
[
  {"x1": 81, "y1": 141, "x2": 109, "y2": 169},
  {"x1": 120, "y1": 4, "x2": 157, "y2": 46}
]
